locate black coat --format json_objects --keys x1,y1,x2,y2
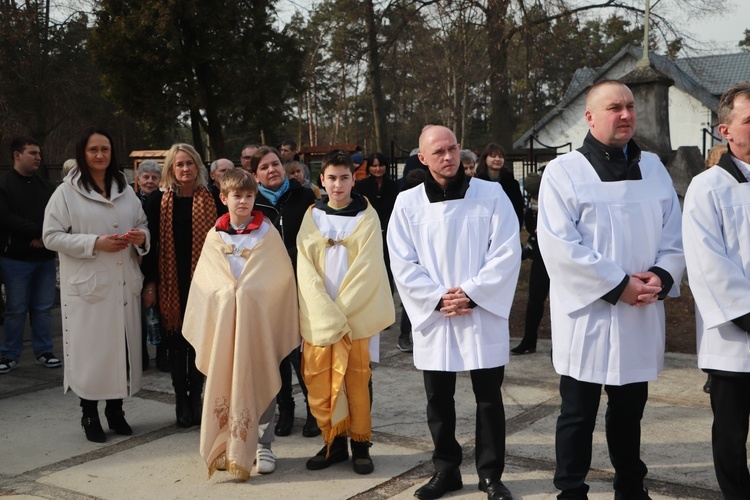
[
  {"x1": 353, "y1": 176, "x2": 399, "y2": 231},
  {"x1": 0, "y1": 169, "x2": 56, "y2": 261},
  {"x1": 478, "y1": 169, "x2": 524, "y2": 228}
]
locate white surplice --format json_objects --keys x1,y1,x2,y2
[
  {"x1": 683, "y1": 162, "x2": 750, "y2": 373},
  {"x1": 387, "y1": 178, "x2": 521, "y2": 372},
  {"x1": 311, "y1": 208, "x2": 380, "y2": 362},
  {"x1": 537, "y1": 151, "x2": 684, "y2": 385}
]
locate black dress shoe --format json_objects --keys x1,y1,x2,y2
[
  {"x1": 397, "y1": 336, "x2": 413, "y2": 353},
  {"x1": 306, "y1": 435, "x2": 348, "y2": 470},
  {"x1": 414, "y1": 469, "x2": 463, "y2": 499},
  {"x1": 302, "y1": 408, "x2": 321, "y2": 437},
  {"x1": 274, "y1": 407, "x2": 294, "y2": 436},
  {"x1": 510, "y1": 343, "x2": 536, "y2": 355},
  {"x1": 81, "y1": 416, "x2": 106, "y2": 443},
  {"x1": 478, "y1": 478, "x2": 513, "y2": 500},
  {"x1": 105, "y1": 409, "x2": 133, "y2": 436}
]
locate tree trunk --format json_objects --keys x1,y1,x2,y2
[
  {"x1": 487, "y1": 0, "x2": 515, "y2": 156},
  {"x1": 364, "y1": 0, "x2": 389, "y2": 154}
]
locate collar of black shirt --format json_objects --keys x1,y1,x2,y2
[
  {"x1": 578, "y1": 131, "x2": 643, "y2": 182},
  {"x1": 423, "y1": 165, "x2": 471, "y2": 203}
]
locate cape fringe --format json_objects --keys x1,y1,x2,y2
[{"x1": 207, "y1": 453, "x2": 250, "y2": 481}]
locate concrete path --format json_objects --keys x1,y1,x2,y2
[{"x1": 0, "y1": 305, "x2": 721, "y2": 499}]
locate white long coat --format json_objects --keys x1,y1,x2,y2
[
  {"x1": 388, "y1": 178, "x2": 521, "y2": 372},
  {"x1": 537, "y1": 151, "x2": 684, "y2": 386},
  {"x1": 683, "y1": 162, "x2": 750, "y2": 373},
  {"x1": 43, "y1": 170, "x2": 150, "y2": 400}
]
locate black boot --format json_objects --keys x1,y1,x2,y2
[
  {"x1": 351, "y1": 440, "x2": 374, "y2": 474},
  {"x1": 510, "y1": 340, "x2": 536, "y2": 355},
  {"x1": 187, "y1": 347, "x2": 204, "y2": 426},
  {"x1": 80, "y1": 398, "x2": 106, "y2": 443},
  {"x1": 275, "y1": 403, "x2": 294, "y2": 436},
  {"x1": 302, "y1": 405, "x2": 321, "y2": 437},
  {"x1": 105, "y1": 399, "x2": 132, "y2": 436},
  {"x1": 156, "y1": 344, "x2": 170, "y2": 372},
  {"x1": 306, "y1": 435, "x2": 349, "y2": 470},
  {"x1": 171, "y1": 347, "x2": 192, "y2": 428}
]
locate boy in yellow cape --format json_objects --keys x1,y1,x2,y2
[
  {"x1": 297, "y1": 150, "x2": 395, "y2": 475},
  {"x1": 183, "y1": 169, "x2": 300, "y2": 480}
]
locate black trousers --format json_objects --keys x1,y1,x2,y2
[
  {"x1": 710, "y1": 374, "x2": 750, "y2": 500},
  {"x1": 554, "y1": 376, "x2": 649, "y2": 499},
  {"x1": 423, "y1": 366, "x2": 506, "y2": 480},
  {"x1": 520, "y1": 256, "x2": 549, "y2": 346},
  {"x1": 277, "y1": 346, "x2": 308, "y2": 409}
]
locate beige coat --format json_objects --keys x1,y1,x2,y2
[{"x1": 43, "y1": 170, "x2": 150, "y2": 400}]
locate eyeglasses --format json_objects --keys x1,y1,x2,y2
[{"x1": 241, "y1": 156, "x2": 253, "y2": 160}]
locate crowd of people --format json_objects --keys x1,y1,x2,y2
[{"x1": 1, "y1": 79, "x2": 750, "y2": 500}]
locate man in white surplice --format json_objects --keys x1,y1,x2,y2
[
  {"x1": 683, "y1": 81, "x2": 750, "y2": 499},
  {"x1": 388, "y1": 126, "x2": 521, "y2": 500},
  {"x1": 537, "y1": 80, "x2": 684, "y2": 499}
]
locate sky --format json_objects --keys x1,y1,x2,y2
[{"x1": 275, "y1": 0, "x2": 749, "y2": 55}]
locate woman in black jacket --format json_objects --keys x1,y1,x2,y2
[
  {"x1": 476, "y1": 143, "x2": 524, "y2": 228},
  {"x1": 249, "y1": 146, "x2": 319, "y2": 439}
]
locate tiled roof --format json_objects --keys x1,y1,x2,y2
[{"x1": 675, "y1": 53, "x2": 750, "y2": 96}]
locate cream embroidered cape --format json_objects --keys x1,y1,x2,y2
[{"x1": 183, "y1": 226, "x2": 300, "y2": 480}]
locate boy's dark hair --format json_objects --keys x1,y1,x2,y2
[
  {"x1": 219, "y1": 168, "x2": 258, "y2": 196},
  {"x1": 321, "y1": 149, "x2": 354, "y2": 174},
  {"x1": 10, "y1": 136, "x2": 39, "y2": 162}
]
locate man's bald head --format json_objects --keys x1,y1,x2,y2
[
  {"x1": 584, "y1": 80, "x2": 636, "y2": 148},
  {"x1": 417, "y1": 125, "x2": 461, "y2": 188},
  {"x1": 210, "y1": 158, "x2": 235, "y2": 183}
]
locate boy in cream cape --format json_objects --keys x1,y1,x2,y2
[
  {"x1": 183, "y1": 169, "x2": 300, "y2": 480},
  {"x1": 297, "y1": 150, "x2": 395, "y2": 475}
]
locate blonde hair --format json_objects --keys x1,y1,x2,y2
[
  {"x1": 161, "y1": 143, "x2": 208, "y2": 192},
  {"x1": 705, "y1": 144, "x2": 728, "y2": 169},
  {"x1": 219, "y1": 168, "x2": 258, "y2": 195}
]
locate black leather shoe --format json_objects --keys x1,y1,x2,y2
[
  {"x1": 302, "y1": 408, "x2": 321, "y2": 437},
  {"x1": 189, "y1": 392, "x2": 203, "y2": 426},
  {"x1": 478, "y1": 478, "x2": 513, "y2": 500},
  {"x1": 703, "y1": 374, "x2": 712, "y2": 394},
  {"x1": 275, "y1": 407, "x2": 294, "y2": 436},
  {"x1": 510, "y1": 343, "x2": 536, "y2": 355},
  {"x1": 306, "y1": 436, "x2": 349, "y2": 470},
  {"x1": 414, "y1": 469, "x2": 463, "y2": 499},
  {"x1": 81, "y1": 416, "x2": 106, "y2": 443},
  {"x1": 105, "y1": 409, "x2": 133, "y2": 436},
  {"x1": 175, "y1": 395, "x2": 192, "y2": 428}
]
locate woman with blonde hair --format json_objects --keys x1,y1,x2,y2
[{"x1": 141, "y1": 143, "x2": 219, "y2": 427}]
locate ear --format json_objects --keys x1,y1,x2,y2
[
  {"x1": 320, "y1": 173, "x2": 325, "y2": 184},
  {"x1": 584, "y1": 110, "x2": 594, "y2": 128},
  {"x1": 417, "y1": 153, "x2": 427, "y2": 166},
  {"x1": 219, "y1": 192, "x2": 228, "y2": 206},
  {"x1": 717, "y1": 123, "x2": 730, "y2": 141}
]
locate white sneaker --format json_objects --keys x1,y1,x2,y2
[{"x1": 256, "y1": 447, "x2": 276, "y2": 474}]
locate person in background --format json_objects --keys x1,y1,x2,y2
[
  {"x1": 240, "y1": 144, "x2": 258, "y2": 172},
  {"x1": 476, "y1": 143, "x2": 524, "y2": 228},
  {"x1": 286, "y1": 160, "x2": 321, "y2": 198},
  {"x1": 460, "y1": 149, "x2": 477, "y2": 177},
  {"x1": 0, "y1": 136, "x2": 61, "y2": 375},
  {"x1": 62, "y1": 159, "x2": 77, "y2": 179},
  {"x1": 43, "y1": 127, "x2": 149, "y2": 442},
  {"x1": 250, "y1": 146, "x2": 319, "y2": 438},
  {"x1": 208, "y1": 158, "x2": 233, "y2": 216},
  {"x1": 131, "y1": 159, "x2": 166, "y2": 371},
  {"x1": 682, "y1": 81, "x2": 750, "y2": 499},
  {"x1": 142, "y1": 143, "x2": 219, "y2": 428}
]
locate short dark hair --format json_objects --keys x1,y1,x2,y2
[
  {"x1": 249, "y1": 146, "x2": 282, "y2": 174},
  {"x1": 718, "y1": 81, "x2": 750, "y2": 125},
  {"x1": 10, "y1": 136, "x2": 39, "y2": 162},
  {"x1": 281, "y1": 139, "x2": 297, "y2": 151},
  {"x1": 321, "y1": 149, "x2": 354, "y2": 174},
  {"x1": 75, "y1": 127, "x2": 126, "y2": 196}
]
